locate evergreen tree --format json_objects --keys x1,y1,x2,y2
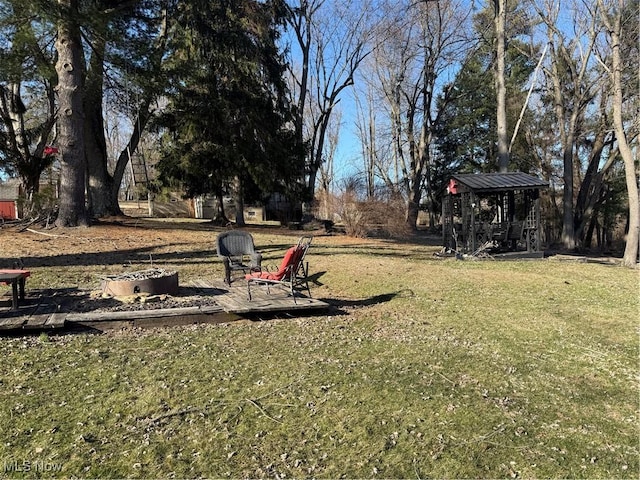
[
  {"x1": 156, "y1": 0, "x2": 302, "y2": 224},
  {"x1": 1, "y1": 0, "x2": 169, "y2": 221},
  {"x1": 435, "y1": 38, "x2": 537, "y2": 176}
]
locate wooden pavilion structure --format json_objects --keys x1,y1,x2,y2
[{"x1": 442, "y1": 172, "x2": 548, "y2": 256}]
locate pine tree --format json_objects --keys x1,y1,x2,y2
[
  {"x1": 156, "y1": 0, "x2": 301, "y2": 224},
  {"x1": 1, "y1": 0, "x2": 169, "y2": 222},
  {"x1": 435, "y1": 38, "x2": 537, "y2": 176}
]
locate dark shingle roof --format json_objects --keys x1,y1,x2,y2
[{"x1": 452, "y1": 172, "x2": 548, "y2": 192}]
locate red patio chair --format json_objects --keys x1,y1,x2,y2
[{"x1": 245, "y1": 236, "x2": 312, "y2": 303}]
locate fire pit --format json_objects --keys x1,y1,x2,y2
[{"x1": 101, "y1": 268, "x2": 179, "y2": 297}]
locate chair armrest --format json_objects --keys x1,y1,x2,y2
[{"x1": 249, "y1": 252, "x2": 262, "y2": 268}]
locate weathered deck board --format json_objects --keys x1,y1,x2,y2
[
  {"x1": 23, "y1": 314, "x2": 53, "y2": 330},
  {"x1": 44, "y1": 312, "x2": 67, "y2": 329},
  {"x1": 64, "y1": 305, "x2": 229, "y2": 331},
  {"x1": 199, "y1": 280, "x2": 326, "y2": 314},
  {"x1": 0, "y1": 314, "x2": 26, "y2": 330},
  {"x1": 66, "y1": 305, "x2": 224, "y2": 322}
]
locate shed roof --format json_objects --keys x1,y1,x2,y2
[{"x1": 451, "y1": 172, "x2": 548, "y2": 193}]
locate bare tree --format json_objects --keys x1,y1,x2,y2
[
  {"x1": 316, "y1": 111, "x2": 340, "y2": 219},
  {"x1": 357, "y1": 0, "x2": 472, "y2": 229},
  {"x1": 0, "y1": 5, "x2": 57, "y2": 204},
  {"x1": 354, "y1": 85, "x2": 379, "y2": 199},
  {"x1": 356, "y1": 3, "x2": 416, "y2": 196},
  {"x1": 596, "y1": 0, "x2": 639, "y2": 266},
  {"x1": 535, "y1": 0, "x2": 600, "y2": 249},
  {"x1": 285, "y1": 0, "x2": 373, "y2": 213}
]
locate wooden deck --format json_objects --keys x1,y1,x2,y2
[{"x1": 0, "y1": 279, "x2": 329, "y2": 333}]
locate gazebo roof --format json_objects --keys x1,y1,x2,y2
[{"x1": 451, "y1": 172, "x2": 548, "y2": 193}]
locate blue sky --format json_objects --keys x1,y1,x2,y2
[{"x1": 301, "y1": 0, "x2": 578, "y2": 187}]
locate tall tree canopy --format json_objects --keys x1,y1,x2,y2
[
  {"x1": 156, "y1": 0, "x2": 302, "y2": 224},
  {"x1": 0, "y1": 0, "x2": 636, "y2": 261},
  {"x1": 435, "y1": 37, "x2": 537, "y2": 175}
]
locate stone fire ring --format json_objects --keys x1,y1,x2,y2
[{"x1": 101, "y1": 269, "x2": 179, "y2": 297}]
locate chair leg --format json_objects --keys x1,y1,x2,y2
[
  {"x1": 223, "y1": 259, "x2": 232, "y2": 284},
  {"x1": 299, "y1": 262, "x2": 311, "y2": 298}
]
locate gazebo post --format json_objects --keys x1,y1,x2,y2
[
  {"x1": 534, "y1": 192, "x2": 541, "y2": 251},
  {"x1": 470, "y1": 193, "x2": 477, "y2": 253}
]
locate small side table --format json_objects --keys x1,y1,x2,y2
[{"x1": 0, "y1": 270, "x2": 30, "y2": 310}]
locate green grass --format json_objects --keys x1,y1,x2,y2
[{"x1": 1, "y1": 227, "x2": 638, "y2": 478}]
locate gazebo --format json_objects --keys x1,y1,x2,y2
[{"x1": 442, "y1": 172, "x2": 548, "y2": 256}]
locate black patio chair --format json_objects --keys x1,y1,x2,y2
[{"x1": 216, "y1": 230, "x2": 262, "y2": 284}]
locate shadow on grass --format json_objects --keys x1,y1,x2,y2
[
  {"x1": 218, "y1": 292, "x2": 395, "y2": 322},
  {"x1": 320, "y1": 290, "x2": 411, "y2": 316}
]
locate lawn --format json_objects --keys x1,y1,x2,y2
[{"x1": 0, "y1": 219, "x2": 638, "y2": 478}]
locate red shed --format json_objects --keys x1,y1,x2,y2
[{"x1": 0, "y1": 181, "x2": 20, "y2": 220}]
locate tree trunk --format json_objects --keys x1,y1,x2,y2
[
  {"x1": 403, "y1": 100, "x2": 418, "y2": 229},
  {"x1": 55, "y1": 0, "x2": 88, "y2": 227},
  {"x1": 573, "y1": 114, "x2": 609, "y2": 246},
  {"x1": 210, "y1": 190, "x2": 229, "y2": 225},
  {"x1": 106, "y1": 3, "x2": 168, "y2": 216},
  {"x1": 602, "y1": 1, "x2": 639, "y2": 266},
  {"x1": 291, "y1": 4, "x2": 310, "y2": 207},
  {"x1": 494, "y1": 0, "x2": 509, "y2": 172},
  {"x1": 110, "y1": 96, "x2": 154, "y2": 214},
  {"x1": 406, "y1": 115, "x2": 428, "y2": 231},
  {"x1": 233, "y1": 176, "x2": 245, "y2": 226},
  {"x1": 84, "y1": 30, "x2": 120, "y2": 218},
  {"x1": 542, "y1": 6, "x2": 598, "y2": 250},
  {"x1": 406, "y1": 185, "x2": 421, "y2": 230},
  {"x1": 560, "y1": 143, "x2": 576, "y2": 249}
]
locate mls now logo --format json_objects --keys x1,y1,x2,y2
[{"x1": 3, "y1": 460, "x2": 63, "y2": 473}]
